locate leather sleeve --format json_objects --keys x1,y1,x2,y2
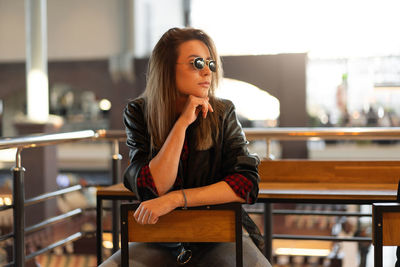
[
  {"x1": 220, "y1": 100, "x2": 260, "y2": 203},
  {"x1": 122, "y1": 99, "x2": 157, "y2": 201}
]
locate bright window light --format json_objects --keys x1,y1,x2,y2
[
  {"x1": 216, "y1": 78, "x2": 280, "y2": 121},
  {"x1": 0, "y1": 148, "x2": 17, "y2": 162},
  {"x1": 191, "y1": 0, "x2": 400, "y2": 58},
  {"x1": 275, "y1": 247, "x2": 331, "y2": 257}
]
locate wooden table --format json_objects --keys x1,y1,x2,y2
[
  {"x1": 258, "y1": 182, "x2": 398, "y2": 202},
  {"x1": 96, "y1": 183, "x2": 135, "y2": 265}
]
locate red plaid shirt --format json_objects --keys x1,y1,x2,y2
[{"x1": 136, "y1": 139, "x2": 253, "y2": 202}]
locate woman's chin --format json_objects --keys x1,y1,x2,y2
[{"x1": 197, "y1": 88, "x2": 209, "y2": 98}]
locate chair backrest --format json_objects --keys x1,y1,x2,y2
[
  {"x1": 379, "y1": 206, "x2": 400, "y2": 246},
  {"x1": 372, "y1": 202, "x2": 400, "y2": 266},
  {"x1": 120, "y1": 202, "x2": 243, "y2": 267}
]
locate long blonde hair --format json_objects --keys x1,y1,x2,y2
[{"x1": 142, "y1": 27, "x2": 223, "y2": 151}]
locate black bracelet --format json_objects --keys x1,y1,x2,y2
[{"x1": 181, "y1": 188, "x2": 187, "y2": 209}]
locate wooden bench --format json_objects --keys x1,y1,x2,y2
[{"x1": 258, "y1": 160, "x2": 399, "y2": 202}]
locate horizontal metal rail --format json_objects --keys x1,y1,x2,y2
[
  {"x1": 25, "y1": 185, "x2": 82, "y2": 206},
  {"x1": 96, "y1": 129, "x2": 127, "y2": 141},
  {"x1": 0, "y1": 231, "x2": 13, "y2": 242},
  {"x1": 96, "y1": 127, "x2": 400, "y2": 141},
  {"x1": 244, "y1": 127, "x2": 400, "y2": 141},
  {"x1": 25, "y1": 232, "x2": 83, "y2": 260},
  {"x1": 1, "y1": 127, "x2": 400, "y2": 151},
  {"x1": 25, "y1": 208, "x2": 82, "y2": 234},
  {"x1": 0, "y1": 130, "x2": 96, "y2": 150},
  {"x1": 273, "y1": 234, "x2": 371, "y2": 242}
]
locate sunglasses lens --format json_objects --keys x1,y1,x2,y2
[
  {"x1": 208, "y1": 60, "x2": 216, "y2": 72},
  {"x1": 193, "y1": 58, "x2": 205, "y2": 70},
  {"x1": 192, "y1": 58, "x2": 216, "y2": 72}
]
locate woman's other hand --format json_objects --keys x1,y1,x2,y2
[{"x1": 133, "y1": 191, "x2": 182, "y2": 224}]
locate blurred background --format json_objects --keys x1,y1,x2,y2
[{"x1": 1, "y1": 0, "x2": 400, "y2": 266}]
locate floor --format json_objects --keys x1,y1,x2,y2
[{"x1": 35, "y1": 254, "x2": 97, "y2": 267}]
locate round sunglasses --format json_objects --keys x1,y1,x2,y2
[{"x1": 178, "y1": 57, "x2": 217, "y2": 72}]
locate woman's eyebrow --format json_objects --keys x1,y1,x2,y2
[
  {"x1": 187, "y1": 54, "x2": 212, "y2": 59},
  {"x1": 187, "y1": 54, "x2": 200, "y2": 59}
]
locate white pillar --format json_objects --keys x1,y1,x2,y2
[
  {"x1": 25, "y1": 0, "x2": 49, "y2": 122},
  {"x1": 109, "y1": 0, "x2": 135, "y2": 83}
]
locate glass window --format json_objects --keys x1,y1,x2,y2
[{"x1": 191, "y1": 0, "x2": 400, "y2": 57}]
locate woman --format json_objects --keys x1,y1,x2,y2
[{"x1": 101, "y1": 27, "x2": 271, "y2": 267}]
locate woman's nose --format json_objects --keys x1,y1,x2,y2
[{"x1": 201, "y1": 65, "x2": 211, "y2": 76}]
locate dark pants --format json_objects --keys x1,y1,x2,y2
[{"x1": 99, "y1": 236, "x2": 271, "y2": 267}]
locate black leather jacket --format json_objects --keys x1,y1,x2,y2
[{"x1": 123, "y1": 97, "x2": 264, "y2": 251}]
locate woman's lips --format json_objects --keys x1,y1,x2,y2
[{"x1": 198, "y1": 82, "x2": 210, "y2": 87}]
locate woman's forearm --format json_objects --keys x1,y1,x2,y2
[
  {"x1": 174, "y1": 181, "x2": 245, "y2": 208},
  {"x1": 149, "y1": 119, "x2": 187, "y2": 195},
  {"x1": 134, "y1": 181, "x2": 245, "y2": 224}
]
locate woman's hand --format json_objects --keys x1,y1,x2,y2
[
  {"x1": 178, "y1": 95, "x2": 213, "y2": 127},
  {"x1": 133, "y1": 191, "x2": 181, "y2": 224}
]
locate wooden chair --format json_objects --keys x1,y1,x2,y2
[
  {"x1": 120, "y1": 202, "x2": 243, "y2": 266},
  {"x1": 372, "y1": 180, "x2": 400, "y2": 267}
]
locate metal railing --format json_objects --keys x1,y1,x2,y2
[
  {"x1": 244, "y1": 127, "x2": 400, "y2": 159},
  {"x1": 1, "y1": 127, "x2": 400, "y2": 265},
  {"x1": 0, "y1": 130, "x2": 105, "y2": 266}
]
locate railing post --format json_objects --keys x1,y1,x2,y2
[
  {"x1": 111, "y1": 139, "x2": 122, "y2": 254},
  {"x1": 264, "y1": 203, "x2": 272, "y2": 262},
  {"x1": 96, "y1": 194, "x2": 103, "y2": 265},
  {"x1": 13, "y1": 148, "x2": 25, "y2": 267},
  {"x1": 266, "y1": 138, "x2": 273, "y2": 160}
]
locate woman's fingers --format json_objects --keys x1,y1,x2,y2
[
  {"x1": 132, "y1": 192, "x2": 178, "y2": 225},
  {"x1": 133, "y1": 202, "x2": 161, "y2": 224},
  {"x1": 197, "y1": 97, "x2": 212, "y2": 119},
  {"x1": 134, "y1": 204, "x2": 152, "y2": 224},
  {"x1": 140, "y1": 209, "x2": 150, "y2": 224},
  {"x1": 134, "y1": 205, "x2": 144, "y2": 223},
  {"x1": 208, "y1": 102, "x2": 214, "y2": 113},
  {"x1": 202, "y1": 98, "x2": 214, "y2": 118},
  {"x1": 202, "y1": 100, "x2": 208, "y2": 118}
]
